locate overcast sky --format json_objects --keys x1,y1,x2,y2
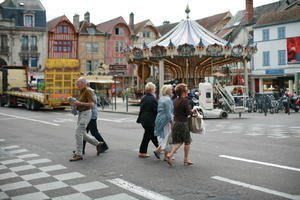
[{"x1": 40, "y1": 0, "x2": 278, "y2": 26}]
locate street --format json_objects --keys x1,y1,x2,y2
[{"x1": 0, "y1": 107, "x2": 299, "y2": 200}]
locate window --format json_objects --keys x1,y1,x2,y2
[
  {"x1": 262, "y1": 29, "x2": 269, "y2": 41},
  {"x1": 87, "y1": 28, "x2": 96, "y2": 35},
  {"x1": 278, "y1": 27, "x2": 286, "y2": 39},
  {"x1": 86, "y1": 43, "x2": 99, "y2": 53},
  {"x1": 86, "y1": 60, "x2": 98, "y2": 72},
  {"x1": 0, "y1": 35, "x2": 8, "y2": 51},
  {"x1": 115, "y1": 41, "x2": 124, "y2": 53},
  {"x1": 58, "y1": 25, "x2": 68, "y2": 33},
  {"x1": 263, "y1": 51, "x2": 270, "y2": 66},
  {"x1": 31, "y1": 57, "x2": 37, "y2": 67},
  {"x1": 115, "y1": 57, "x2": 123, "y2": 64},
  {"x1": 143, "y1": 31, "x2": 151, "y2": 38},
  {"x1": 54, "y1": 40, "x2": 72, "y2": 52},
  {"x1": 278, "y1": 50, "x2": 286, "y2": 65},
  {"x1": 30, "y1": 36, "x2": 37, "y2": 50},
  {"x1": 21, "y1": 36, "x2": 29, "y2": 50},
  {"x1": 24, "y1": 15, "x2": 34, "y2": 27},
  {"x1": 115, "y1": 27, "x2": 124, "y2": 36}
]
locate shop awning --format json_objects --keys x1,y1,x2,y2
[
  {"x1": 82, "y1": 75, "x2": 119, "y2": 84},
  {"x1": 88, "y1": 80, "x2": 118, "y2": 84}
]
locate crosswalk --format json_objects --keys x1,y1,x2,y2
[{"x1": 0, "y1": 139, "x2": 143, "y2": 200}]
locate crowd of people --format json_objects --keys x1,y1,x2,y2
[{"x1": 69, "y1": 78, "x2": 196, "y2": 166}]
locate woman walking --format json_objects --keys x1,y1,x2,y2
[
  {"x1": 166, "y1": 83, "x2": 195, "y2": 166},
  {"x1": 153, "y1": 85, "x2": 174, "y2": 160},
  {"x1": 136, "y1": 82, "x2": 159, "y2": 158}
]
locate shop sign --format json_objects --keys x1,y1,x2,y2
[{"x1": 265, "y1": 69, "x2": 284, "y2": 74}]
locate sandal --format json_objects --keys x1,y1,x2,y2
[
  {"x1": 183, "y1": 161, "x2": 194, "y2": 166},
  {"x1": 166, "y1": 154, "x2": 173, "y2": 166}
]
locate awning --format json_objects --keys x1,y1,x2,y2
[
  {"x1": 82, "y1": 75, "x2": 119, "y2": 84},
  {"x1": 88, "y1": 80, "x2": 118, "y2": 84}
]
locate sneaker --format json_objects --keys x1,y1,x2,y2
[
  {"x1": 69, "y1": 154, "x2": 83, "y2": 162},
  {"x1": 96, "y1": 142, "x2": 104, "y2": 156},
  {"x1": 100, "y1": 146, "x2": 109, "y2": 153}
]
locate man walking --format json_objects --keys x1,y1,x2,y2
[
  {"x1": 69, "y1": 77, "x2": 103, "y2": 162},
  {"x1": 82, "y1": 86, "x2": 109, "y2": 154}
]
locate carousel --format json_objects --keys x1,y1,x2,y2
[{"x1": 124, "y1": 6, "x2": 257, "y2": 95}]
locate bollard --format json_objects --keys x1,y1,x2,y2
[{"x1": 126, "y1": 95, "x2": 128, "y2": 112}]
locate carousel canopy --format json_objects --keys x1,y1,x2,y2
[{"x1": 148, "y1": 19, "x2": 228, "y2": 47}]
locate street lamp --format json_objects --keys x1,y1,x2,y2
[{"x1": 113, "y1": 74, "x2": 118, "y2": 110}]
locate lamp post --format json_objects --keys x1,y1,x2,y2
[{"x1": 113, "y1": 75, "x2": 118, "y2": 111}]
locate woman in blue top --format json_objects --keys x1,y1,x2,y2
[{"x1": 153, "y1": 85, "x2": 174, "y2": 160}]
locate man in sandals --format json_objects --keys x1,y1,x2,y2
[{"x1": 69, "y1": 77, "x2": 103, "y2": 161}]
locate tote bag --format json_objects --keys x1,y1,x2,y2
[{"x1": 188, "y1": 113, "x2": 205, "y2": 134}]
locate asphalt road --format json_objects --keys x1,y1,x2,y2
[{"x1": 0, "y1": 107, "x2": 299, "y2": 200}]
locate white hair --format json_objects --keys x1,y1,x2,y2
[
  {"x1": 145, "y1": 82, "x2": 156, "y2": 93},
  {"x1": 161, "y1": 84, "x2": 173, "y2": 95},
  {"x1": 77, "y1": 77, "x2": 89, "y2": 86}
]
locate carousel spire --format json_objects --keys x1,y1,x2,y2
[{"x1": 185, "y1": 4, "x2": 190, "y2": 19}]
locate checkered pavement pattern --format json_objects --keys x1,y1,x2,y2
[{"x1": 0, "y1": 141, "x2": 139, "y2": 200}]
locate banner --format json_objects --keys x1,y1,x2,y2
[{"x1": 287, "y1": 37, "x2": 300, "y2": 64}]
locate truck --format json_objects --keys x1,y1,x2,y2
[{"x1": 0, "y1": 59, "x2": 80, "y2": 110}]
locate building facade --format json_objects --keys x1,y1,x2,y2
[
  {"x1": 0, "y1": 0, "x2": 47, "y2": 80},
  {"x1": 97, "y1": 16, "x2": 132, "y2": 76},
  {"x1": 75, "y1": 12, "x2": 107, "y2": 76},
  {"x1": 47, "y1": 15, "x2": 78, "y2": 59},
  {"x1": 252, "y1": 6, "x2": 300, "y2": 94}
]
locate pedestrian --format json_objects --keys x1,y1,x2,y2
[
  {"x1": 82, "y1": 86, "x2": 109, "y2": 155},
  {"x1": 69, "y1": 77, "x2": 103, "y2": 162},
  {"x1": 166, "y1": 83, "x2": 196, "y2": 166},
  {"x1": 153, "y1": 85, "x2": 174, "y2": 160},
  {"x1": 136, "y1": 82, "x2": 159, "y2": 158}
]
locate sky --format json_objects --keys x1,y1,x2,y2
[{"x1": 39, "y1": 0, "x2": 279, "y2": 26}]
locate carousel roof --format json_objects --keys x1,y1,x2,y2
[{"x1": 149, "y1": 18, "x2": 228, "y2": 47}]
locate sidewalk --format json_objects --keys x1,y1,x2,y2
[{"x1": 98, "y1": 97, "x2": 140, "y2": 115}]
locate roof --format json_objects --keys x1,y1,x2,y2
[
  {"x1": 255, "y1": 6, "x2": 300, "y2": 27},
  {"x1": 156, "y1": 12, "x2": 231, "y2": 37},
  {"x1": 224, "y1": 0, "x2": 299, "y2": 28},
  {"x1": 0, "y1": 0, "x2": 45, "y2": 10},
  {"x1": 149, "y1": 18, "x2": 228, "y2": 47},
  {"x1": 96, "y1": 16, "x2": 130, "y2": 34},
  {"x1": 133, "y1": 19, "x2": 159, "y2": 36},
  {"x1": 79, "y1": 20, "x2": 103, "y2": 35},
  {"x1": 196, "y1": 12, "x2": 231, "y2": 32},
  {"x1": 47, "y1": 15, "x2": 75, "y2": 32}
]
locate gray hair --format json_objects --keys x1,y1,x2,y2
[
  {"x1": 76, "y1": 77, "x2": 89, "y2": 86},
  {"x1": 161, "y1": 84, "x2": 173, "y2": 95},
  {"x1": 145, "y1": 82, "x2": 156, "y2": 93}
]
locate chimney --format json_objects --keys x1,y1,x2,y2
[
  {"x1": 246, "y1": 0, "x2": 253, "y2": 24},
  {"x1": 84, "y1": 12, "x2": 90, "y2": 23},
  {"x1": 129, "y1": 12, "x2": 134, "y2": 32},
  {"x1": 73, "y1": 14, "x2": 79, "y2": 30}
]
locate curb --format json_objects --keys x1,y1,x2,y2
[{"x1": 98, "y1": 109, "x2": 138, "y2": 116}]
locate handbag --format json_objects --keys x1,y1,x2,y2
[{"x1": 188, "y1": 112, "x2": 205, "y2": 134}]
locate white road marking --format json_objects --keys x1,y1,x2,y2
[
  {"x1": 95, "y1": 193, "x2": 139, "y2": 200},
  {"x1": 35, "y1": 181, "x2": 68, "y2": 192},
  {"x1": 211, "y1": 176, "x2": 300, "y2": 200},
  {"x1": 28, "y1": 158, "x2": 51, "y2": 165},
  {"x1": 39, "y1": 164, "x2": 66, "y2": 172},
  {"x1": 10, "y1": 165, "x2": 35, "y2": 172},
  {"x1": 53, "y1": 172, "x2": 85, "y2": 181},
  {"x1": 8, "y1": 149, "x2": 28, "y2": 154},
  {"x1": 219, "y1": 155, "x2": 300, "y2": 172},
  {"x1": 0, "y1": 112, "x2": 60, "y2": 126},
  {"x1": 0, "y1": 139, "x2": 5, "y2": 142},
  {"x1": 17, "y1": 154, "x2": 39, "y2": 159},
  {"x1": 2, "y1": 145, "x2": 19, "y2": 150},
  {"x1": 52, "y1": 193, "x2": 90, "y2": 200},
  {"x1": 107, "y1": 178, "x2": 173, "y2": 200},
  {"x1": 0, "y1": 181, "x2": 32, "y2": 191},
  {"x1": 1, "y1": 159, "x2": 24, "y2": 165},
  {"x1": 72, "y1": 181, "x2": 108, "y2": 192}
]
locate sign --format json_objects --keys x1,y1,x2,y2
[
  {"x1": 287, "y1": 37, "x2": 300, "y2": 64},
  {"x1": 265, "y1": 69, "x2": 284, "y2": 74}
]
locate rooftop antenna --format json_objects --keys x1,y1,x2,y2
[{"x1": 185, "y1": 4, "x2": 190, "y2": 19}]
